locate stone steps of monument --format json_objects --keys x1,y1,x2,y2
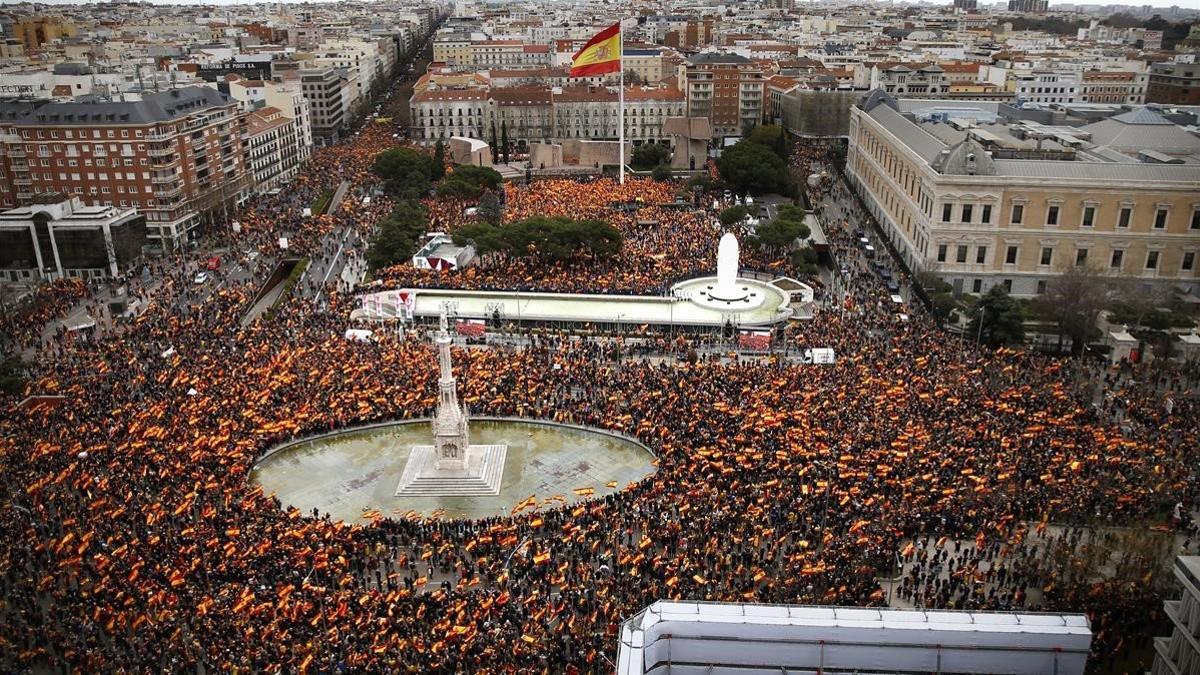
[{"x1": 395, "y1": 446, "x2": 506, "y2": 497}]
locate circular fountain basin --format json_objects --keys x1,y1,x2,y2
[
  {"x1": 249, "y1": 418, "x2": 657, "y2": 522},
  {"x1": 673, "y1": 276, "x2": 782, "y2": 312}
]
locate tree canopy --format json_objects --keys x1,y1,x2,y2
[
  {"x1": 717, "y1": 140, "x2": 795, "y2": 197},
  {"x1": 366, "y1": 200, "x2": 428, "y2": 272},
  {"x1": 631, "y1": 143, "x2": 672, "y2": 170},
  {"x1": 1031, "y1": 264, "x2": 1107, "y2": 354},
  {"x1": 372, "y1": 148, "x2": 435, "y2": 199},
  {"x1": 968, "y1": 286, "x2": 1025, "y2": 347},
  {"x1": 437, "y1": 165, "x2": 503, "y2": 201},
  {"x1": 749, "y1": 204, "x2": 809, "y2": 254},
  {"x1": 453, "y1": 216, "x2": 622, "y2": 265},
  {"x1": 745, "y1": 124, "x2": 790, "y2": 160},
  {"x1": 718, "y1": 205, "x2": 750, "y2": 228},
  {"x1": 0, "y1": 353, "x2": 28, "y2": 396}
]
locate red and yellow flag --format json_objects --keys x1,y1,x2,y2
[{"x1": 570, "y1": 23, "x2": 621, "y2": 77}]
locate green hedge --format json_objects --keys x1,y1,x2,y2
[
  {"x1": 265, "y1": 258, "x2": 310, "y2": 319},
  {"x1": 311, "y1": 190, "x2": 334, "y2": 216}
]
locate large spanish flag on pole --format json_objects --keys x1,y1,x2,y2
[{"x1": 570, "y1": 22, "x2": 622, "y2": 77}]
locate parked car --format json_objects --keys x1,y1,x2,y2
[
  {"x1": 205, "y1": 256, "x2": 221, "y2": 271},
  {"x1": 193, "y1": 272, "x2": 209, "y2": 285}
]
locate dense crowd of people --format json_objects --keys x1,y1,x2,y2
[
  {"x1": 379, "y1": 177, "x2": 796, "y2": 296},
  {"x1": 2, "y1": 85, "x2": 1198, "y2": 674}
]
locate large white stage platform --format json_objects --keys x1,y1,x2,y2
[{"x1": 616, "y1": 601, "x2": 1092, "y2": 675}]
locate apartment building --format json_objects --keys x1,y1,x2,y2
[
  {"x1": 682, "y1": 52, "x2": 765, "y2": 141},
  {"x1": 623, "y1": 49, "x2": 666, "y2": 84},
  {"x1": 1008, "y1": 0, "x2": 1049, "y2": 12},
  {"x1": 1146, "y1": 61, "x2": 1200, "y2": 106},
  {"x1": 0, "y1": 86, "x2": 252, "y2": 247},
  {"x1": 846, "y1": 90, "x2": 1200, "y2": 299},
  {"x1": 1152, "y1": 556, "x2": 1200, "y2": 675},
  {"x1": 1079, "y1": 71, "x2": 1146, "y2": 105},
  {"x1": 301, "y1": 68, "x2": 350, "y2": 145},
  {"x1": 432, "y1": 34, "x2": 472, "y2": 66},
  {"x1": 411, "y1": 88, "x2": 489, "y2": 141},
  {"x1": 263, "y1": 80, "x2": 313, "y2": 164},
  {"x1": 1015, "y1": 70, "x2": 1081, "y2": 105},
  {"x1": 244, "y1": 107, "x2": 300, "y2": 194}
]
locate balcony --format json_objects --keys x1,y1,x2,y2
[
  {"x1": 150, "y1": 172, "x2": 178, "y2": 185},
  {"x1": 154, "y1": 186, "x2": 183, "y2": 200},
  {"x1": 8, "y1": 147, "x2": 26, "y2": 158},
  {"x1": 13, "y1": 176, "x2": 32, "y2": 186},
  {"x1": 147, "y1": 144, "x2": 175, "y2": 158}
]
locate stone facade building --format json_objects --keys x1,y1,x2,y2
[
  {"x1": 410, "y1": 84, "x2": 685, "y2": 150},
  {"x1": 846, "y1": 91, "x2": 1200, "y2": 299}
]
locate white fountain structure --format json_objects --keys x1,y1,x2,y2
[
  {"x1": 686, "y1": 232, "x2": 768, "y2": 311},
  {"x1": 395, "y1": 310, "x2": 507, "y2": 497}
]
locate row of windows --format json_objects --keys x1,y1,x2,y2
[
  {"x1": 1002, "y1": 203, "x2": 1199, "y2": 230},
  {"x1": 936, "y1": 242, "x2": 1194, "y2": 272},
  {"x1": 13, "y1": 127, "x2": 148, "y2": 140}
]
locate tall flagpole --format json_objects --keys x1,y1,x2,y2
[{"x1": 618, "y1": 22, "x2": 625, "y2": 185}]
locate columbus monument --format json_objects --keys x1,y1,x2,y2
[{"x1": 395, "y1": 310, "x2": 507, "y2": 496}]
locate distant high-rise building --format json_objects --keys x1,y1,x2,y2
[
  {"x1": 1008, "y1": 0, "x2": 1048, "y2": 12},
  {"x1": 953, "y1": 0, "x2": 978, "y2": 10}
]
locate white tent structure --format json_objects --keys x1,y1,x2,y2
[{"x1": 617, "y1": 601, "x2": 1091, "y2": 675}]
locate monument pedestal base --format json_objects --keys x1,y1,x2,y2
[{"x1": 394, "y1": 444, "x2": 508, "y2": 497}]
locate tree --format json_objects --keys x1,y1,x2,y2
[
  {"x1": 916, "y1": 271, "x2": 961, "y2": 325},
  {"x1": 476, "y1": 189, "x2": 504, "y2": 225},
  {"x1": 451, "y1": 165, "x2": 502, "y2": 192},
  {"x1": 685, "y1": 173, "x2": 714, "y2": 194},
  {"x1": 750, "y1": 210, "x2": 810, "y2": 255},
  {"x1": 0, "y1": 353, "x2": 28, "y2": 396},
  {"x1": 432, "y1": 139, "x2": 446, "y2": 180},
  {"x1": 500, "y1": 120, "x2": 510, "y2": 164},
  {"x1": 631, "y1": 143, "x2": 671, "y2": 170},
  {"x1": 717, "y1": 141, "x2": 794, "y2": 197},
  {"x1": 789, "y1": 246, "x2": 820, "y2": 277},
  {"x1": 746, "y1": 124, "x2": 789, "y2": 160},
  {"x1": 1032, "y1": 263, "x2": 1107, "y2": 354},
  {"x1": 437, "y1": 165, "x2": 503, "y2": 200},
  {"x1": 366, "y1": 200, "x2": 428, "y2": 272},
  {"x1": 372, "y1": 148, "x2": 434, "y2": 199},
  {"x1": 452, "y1": 216, "x2": 623, "y2": 265},
  {"x1": 651, "y1": 163, "x2": 672, "y2": 182},
  {"x1": 489, "y1": 121, "x2": 499, "y2": 163},
  {"x1": 623, "y1": 68, "x2": 645, "y2": 86},
  {"x1": 967, "y1": 286, "x2": 1025, "y2": 347},
  {"x1": 718, "y1": 205, "x2": 750, "y2": 229}
]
